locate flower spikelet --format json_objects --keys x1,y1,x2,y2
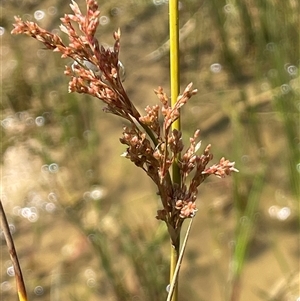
[
  {"x1": 155, "y1": 83, "x2": 197, "y2": 131},
  {"x1": 119, "y1": 127, "x2": 161, "y2": 184},
  {"x1": 11, "y1": 0, "x2": 239, "y2": 242},
  {"x1": 11, "y1": 0, "x2": 137, "y2": 121},
  {"x1": 11, "y1": 17, "x2": 65, "y2": 51},
  {"x1": 202, "y1": 157, "x2": 239, "y2": 178},
  {"x1": 139, "y1": 105, "x2": 160, "y2": 137}
]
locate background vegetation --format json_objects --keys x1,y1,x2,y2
[{"x1": 1, "y1": 0, "x2": 299, "y2": 300}]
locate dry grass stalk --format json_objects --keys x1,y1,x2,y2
[{"x1": 0, "y1": 200, "x2": 28, "y2": 301}]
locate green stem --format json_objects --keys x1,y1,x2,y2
[
  {"x1": 167, "y1": 218, "x2": 194, "y2": 301},
  {"x1": 169, "y1": 239, "x2": 180, "y2": 300},
  {"x1": 169, "y1": 1, "x2": 181, "y2": 300},
  {"x1": 169, "y1": 0, "x2": 180, "y2": 134}
]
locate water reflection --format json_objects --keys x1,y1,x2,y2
[
  {"x1": 277, "y1": 207, "x2": 291, "y2": 221},
  {"x1": 34, "y1": 10, "x2": 45, "y2": 21},
  {"x1": 166, "y1": 283, "x2": 170, "y2": 292},
  {"x1": 49, "y1": 90, "x2": 58, "y2": 100},
  {"x1": 34, "y1": 285, "x2": 44, "y2": 296},
  {"x1": 260, "y1": 82, "x2": 270, "y2": 91},
  {"x1": 41, "y1": 164, "x2": 49, "y2": 173},
  {"x1": 268, "y1": 205, "x2": 291, "y2": 221},
  {"x1": 90, "y1": 186, "x2": 105, "y2": 200},
  {"x1": 86, "y1": 278, "x2": 96, "y2": 287},
  {"x1": 153, "y1": 0, "x2": 165, "y2": 5},
  {"x1": 1, "y1": 117, "x2": 14, "y2": 129},
  {"x1": 41, "y1": 163, "x2": 60, "y2": 173},
  {"x1": 25, "y1": 117, "x2": 35, "y2": 126},
  {"x1": 83, "y1": 185, "x2": 106, "y2": 201},
  {"x1": 210, "y1": 63, "x2": 222, "y2": 73},
  {"x1": 287, "y1": 65, "x2": 298, "y2": 77},
  {"x1": 35, "y1": 116, "x2": 45, "y2": 126},
  {"x1": 45, "y1": 202, "x2": 56, "y2": 213},
  {"x1": 49, "y1": 163, "x2": 59, "y2": 173},
  {"x1": 99, "y1": 16, "x2": 110, "y2": 26},
  {"x1": 267, "y1": 69, "x2": 278, "y2": 78},
  {"x1": 110, "y1": 7, "x2": 122, "y2": 17},
  {"x1": 266, "y1": 42, "x2": 276, "y2": 52},
  {"x1": 280, "y1": 84, "x2": 291, "y2": 94},
  {"x1": 28, "y1": 212, "x2": 39, "y2": 222},
  {"x1": 8, "y1": 223, "x2": 16, "y2": 235},
  {"x1": 22, "y1": 14, "x2": 32, "y2": 21},
  {"x1": 47, "y1": 6, "x2": 57, "y2": 16},
  {"x1": 223, "y1": 3, "x2": 235, "y2": 13},
  {"x1": 48, "y1": 192, "x2": 57, "y2": 202},
  {"x1": 83, "y1": 191, "x2": 91, "y2": 201},
  {"x1": 37, "y1": 49, "x2": 47, "y2": 59},
  {"x1": 84, "y1": 268, "x2": 96, "y2": 288},
  {"x1": 0, "y1": 281, "x2": 12, "y2": 292},
  {"x1": 20, "y1": 206, "x2": 39, "y2": 222},
  {"x1": 1, "y1": 111, "x2": 50, "y2": 131},
  {"x1": 6, "y1": 266, "x2": 15, "y2": 277}
]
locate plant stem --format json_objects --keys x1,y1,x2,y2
[
  {"x1": 167, "y1": 218, "x2": 194, "y2": 301},
  {"x1": 0, "y1": 200, "x2": 28, "y2": 301},
  {"x1": 169, "y1": 239, "x2": 180, "y2": 300},
  {"x1": 169, "y1": 0, "x2": 180, "y2": 136},
  {"x1": 169, "y1": 0, "x2": 181, "y2": 300}
]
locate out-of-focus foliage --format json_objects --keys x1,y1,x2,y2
[{"x1": 1, "y1": 0, "x2": 299, "y2": 301}]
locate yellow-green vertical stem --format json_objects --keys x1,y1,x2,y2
[
  {"x1": 169, "y1": 0, "x2": 180, "y2": 138},
  {"x1": 169, "y1": 0, "x2": 180, "y2": 301},
  {"x1": 170, "y1": 242, "x2": 179, "y2": 300},
  {"x1": 169, "y1": 0, "x2": 180, "y2": 186}
]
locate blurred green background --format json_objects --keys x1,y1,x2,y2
[{"x1": 1, "y1": 0, "x2": 299, "y2": 300}]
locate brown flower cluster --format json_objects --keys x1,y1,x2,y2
[{"x1": 12, "y1": 0, "x2": 238, "y2": 244}]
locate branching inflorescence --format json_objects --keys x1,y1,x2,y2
[{"x1": 12, "y1": 0, "x2": 238, "y2": 245}]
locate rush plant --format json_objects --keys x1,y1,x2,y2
[{"x1": 10, "y1": 0, "x2": 238, "y2": 299}]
